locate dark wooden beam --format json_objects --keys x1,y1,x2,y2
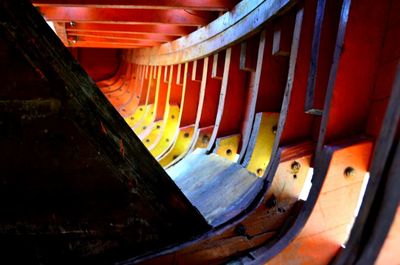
[{"x1": 0, "y1": 0, "x2": 209, "y2": 263}]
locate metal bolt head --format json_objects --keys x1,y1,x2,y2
[
  {"x1": 344, "y1": 167, "x2": 355, "y2": 177},
  {"x1": 272, "y1": 125, "x2": 277, "y2": 135},
  {"x1": 291, "y1": 161, "x2": 301, "y2": 174},
  {"x1": 226, "y1": 149, "x2": 232, "y2": 156}
]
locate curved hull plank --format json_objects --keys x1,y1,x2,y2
[{"x1": 1, "y1": 0, "x2": 399, "y2": 264}]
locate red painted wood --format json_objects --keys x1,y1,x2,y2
[
  {"x1": 279, "y1": 0, "x2": 317, "y2": 144},
  {"x1": 366, "y1": 3, "x2": 400, "y2": 138},
  {"x1": 324, "y1": 0, "x2": 392, "y2": 143},
  {"x1": 180, "y1": 62, "x2": 201, "y2": 127},
  {"x1": 68, "y1": 31, "x2": 177, "y2": 42},
  {"x1": 40, "y1": 7, "x2": 214, "y2": 26},
  {"x1": 155, "y1": 66, "x2": 170, "y2": 121},
  {"x1": 256, "y1": 15, "x2": 294, "y2": 114},
  {"x1": 198, "y1": 56, "x2": 222, "y2": 128},
  {"x1": 33, "y1": 0, "x2": 237, "y2": 11},
  {"x1": 70, "y1": 47, "x2": 120, "y2": 82},
  {"x1": 169, "y1": 65, "x2": 183, "y2": 105},
  {"x1": 213, "y1": 44, "x2": 249, "y2": 145},
  {"x1": 138, "y1": 65, "x2": 150, "y2": 105},
  {"x1": 310, "y1": 0, "x2": 342, "y2": 111},
  {"x1": 65, "y1": 23, "x2": 195, "y2": 36}
]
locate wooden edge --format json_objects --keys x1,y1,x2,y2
[
  {"x1": 304, "y1": 0, "x2": 326, "y2": 115},
  {"x1": 128, "y1": 0, "x2": 296, "y2": 65},
  {"x1": 234, "y1": 138, "x2": 372, "y2": 264},
  {"x1": 332, "y1": 61, "x2": 400, "y2": 264},
  {"x1": 355, "y1": 141, "x2": 400, "y2": 264}
]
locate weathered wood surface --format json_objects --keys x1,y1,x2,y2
[
  {"x1": 120, "y1": 142, "x2": 314, "y2": 265},
  {"x1": 0, "y1": 1, "x2": 209, "y2": 263},
  {"x1": 167, "y1": 149, "x2": 261, "y2": 226}
]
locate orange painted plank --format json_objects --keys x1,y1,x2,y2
[
  {"x1": 65, "y1": 23, "x2": 195, "y2": 36},
  {"x1": 33, "y1": 0, "x2": 236, "y2": 11},
  {"x1": 67, "y1": 31, "x2": 177, "y2": 42},
  {"x1": 40, "y1": 7, "x2": 214, "y2": 26}
]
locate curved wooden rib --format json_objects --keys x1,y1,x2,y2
[
  {"x1": 158, "y1": 61, "x2": 202, "y2": 166},
  {"x1": 129, "y1": 0, "x2": 295, "y2": 65},
  {"x1": 207, "y1": 44, "x2": 249, "y2": 155},
  {"x1": 158, "y1": 125, "x2": 195, "y2": 167}
]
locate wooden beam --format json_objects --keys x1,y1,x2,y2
[
  {"x1": 40, "y1": 7, "x2": 214, "y2": 26},
  {"x1": 67, "y1": 31, "x2": 177, "y2": 42},
  {"x1": 65, "y1": 23, "x2": 195, "y2": 36},
  {"x1": 69, "y1": 35, "x2": 163, "y2": 45},
  {"x1": 129, "y1": 0, "x2": 295, "y2": 65},
  {"x1": 32, "y1": 0, "x2": 237, "y2": 11}
]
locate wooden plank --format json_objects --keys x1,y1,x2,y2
[
  {"x1": 207, "y1": 45, "x2": 249, "y2": 153},
  {"x1": 129, "y1": 0, "x2": 295, "y2": 65},
  {"x1": 33, "y1": 0, "x2": 237, "y2": 11},
  {"x1": 0, "y1": 1, "x2": 209, "y2": 262},
  {"x1": 332, "y1": 61, "x2": 400, "y2": 264},
  {"x1": 65, "y1": 23, "x2": 195, "y2": 36},
  {"x1": 304, "y1": 0, "x2": 342, "y2": 115},
  {"x1": 158, "y1": 125, "x2": 195, "y2": 168},
  {"x1": 214, "y1": 134, "x2": 241, "y2": 161},
  {"x1": 40, "y1": 7, "x2": 214, "y2": 26},
  {"x1": 242, "y1": 112, "x2": 279, "y2": 176},
  {"x1": 123, "y1": 142, "x2": 314, "y2": 264}
]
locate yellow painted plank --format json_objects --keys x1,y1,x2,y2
[
  {"x1": 214, "y1": 134, "x2": 241, "y2": 161},
  {"x1": 123, "y1": 104, "x2": 147, "y2": 127},
  {"x1": 133, "y1": 104, "x2": 155, "y2": 135},
  {"x1": 158, "y1": 125, "x2": 195, "y2": 168},
  {"x1": 149, "y1": 105, "x2": 180, "y2": 158},
  {"x1": 190, "y1": 125, "x2": 214, "y2": 151},
  {"x1": 244, "y1": 112, "x2": 279, "y2": 176},
  {"x1": 141, "y1": 120, "x2": 164, "y2": 147}
]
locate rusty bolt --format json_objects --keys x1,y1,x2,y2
[
  {"x1": 184, "y1": 132, "x2": 190, "y2": 138},
  {"x1": 256, "y1": 168, "x2": 263, "y2": 176}
]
